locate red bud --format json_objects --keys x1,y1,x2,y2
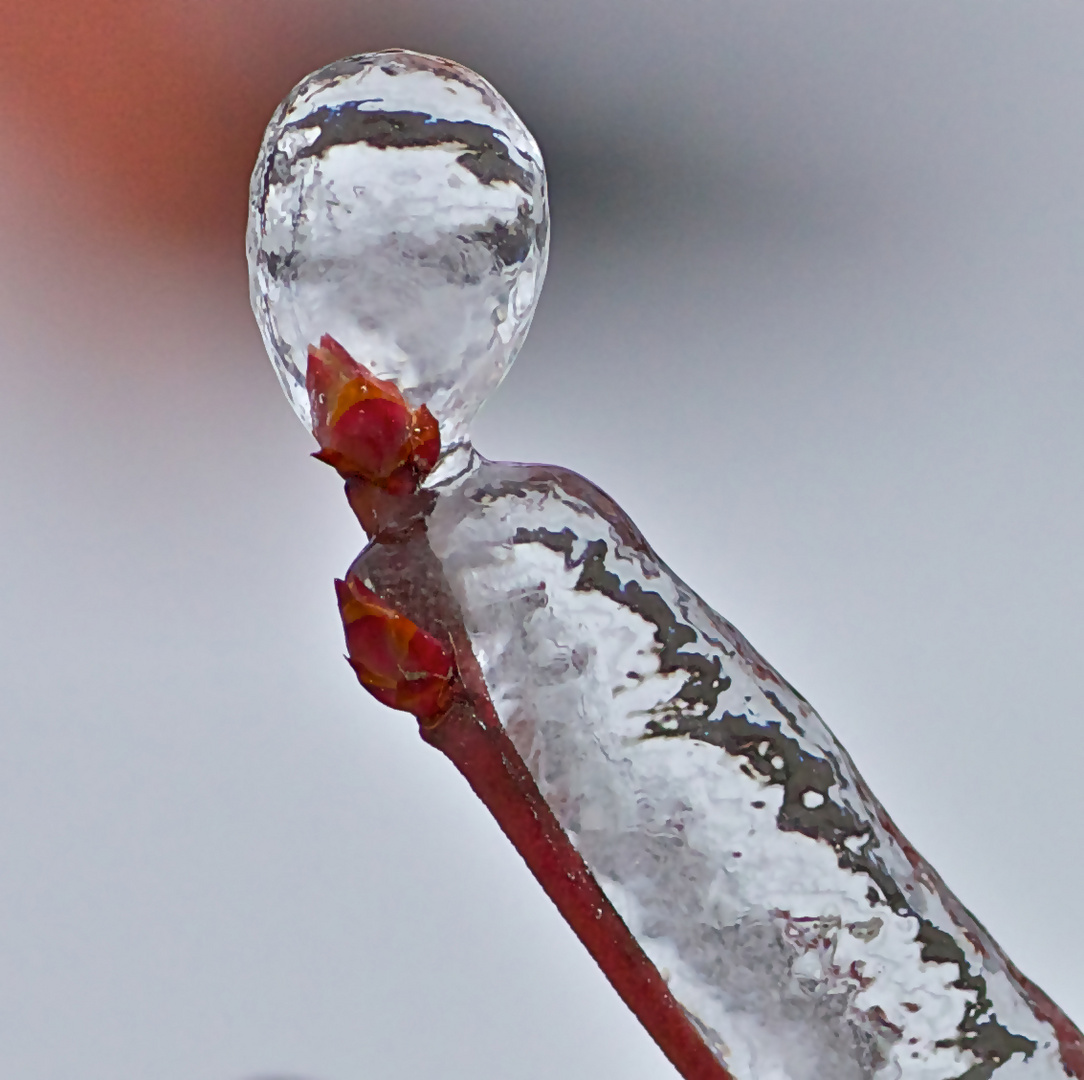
[
  {"x1": 306, "y1": 336, "x2": 443, "y2": 491},
  {"x1": 335, "y1": 574, "x2": 455, "y2": 722}
]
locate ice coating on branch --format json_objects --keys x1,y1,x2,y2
[
  {"x1": 419, "y1": 463, "x2": 1083, "y2": 1080},
  {"x1": 247, "y1": 49, "x2": 548, "y2": 455},
  {"x1": 249, "y1": 52, "x2": 1083, "y2": 1080}
]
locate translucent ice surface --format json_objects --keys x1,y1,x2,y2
[
  {"x1": 247, "y1": 49, "x2": 548, "y2": 454},
  {"x1": 419, "y1": 461, "x2": 1082, "y2": 1080},
  {"x1": 250, "y1": 52, "x2": 1082, "y2": 1080}
]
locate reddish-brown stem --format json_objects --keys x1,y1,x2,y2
[
  {"x1": 318, "y1": 337, "x2": 733, "y2": 1078},
  {"x1": 336, "y1": 492, "x2": 734, "y2": 1078},
  {"x1": 420, "y1": 641, "x2": 734, "y2": 1080}
]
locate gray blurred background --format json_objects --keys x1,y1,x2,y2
[{"x1": 1, "y1": 2, "x2": 1082, "y2": 1077}]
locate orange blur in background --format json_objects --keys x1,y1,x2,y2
[{"x1": 0, "y1": 0, "x2": 384, "y2": 246}]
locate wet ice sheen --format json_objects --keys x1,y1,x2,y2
[
  {"x1": 248, "y1": 50, "x2": 1081, "y2": 1080},
  {"x1": 247, "y1": 49, "x2": 547, "y2": 456}
]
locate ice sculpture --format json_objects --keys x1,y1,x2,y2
[{"x1": 248, "y1": 50, "x2": 1083, "y2": 1080}]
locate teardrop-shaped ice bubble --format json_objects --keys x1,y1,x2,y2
[{"x1": 247, "y1": 50, "x2": 549, "y2": 456}]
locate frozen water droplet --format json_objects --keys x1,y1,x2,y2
[{"x1": 247, "y1": 50, "x2": 549, "y2": 452}]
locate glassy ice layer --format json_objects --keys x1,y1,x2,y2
[
  {"x1": 250, "y1": 51, "x2": 1082, "y2": 1080},
  {"x1": 419, "y1": 460, "x2": 1079, "y2": 1080},
  {"x1": 247, "y1": 49, "x2": 548, "y2": 454}
]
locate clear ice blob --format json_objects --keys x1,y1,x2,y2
[{"x1": 247, "y1": 49, "x2": 548, "y2": 456}]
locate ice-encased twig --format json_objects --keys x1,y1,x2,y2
[
  {"x1": 346, "y1": 507, "x2": 736, "y2": 1080},
  {"x1": 297, "y1": 330, "x2": 734, "y2": 1078},
  {"x1": 246, "y1": 49, "x2": 1084, "y2": 1080},
  {"x1": 422, "y1": 455, "x2": 1084, "y2": 1080}
]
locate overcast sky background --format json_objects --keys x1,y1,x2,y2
[{"x1": 1, "y1": 3, "x2": 1082, "y2": 1078}]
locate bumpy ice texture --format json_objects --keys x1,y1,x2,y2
[
  {"x1": 249, "y1": 50, "x2": 1082, "y2": 1080},
  {"x1": 421, "y1": 461, "x2": 1080, "y2": 1080},
  {"x1": 247, "y1": 49, "x2": 548, "y2": 455}
]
